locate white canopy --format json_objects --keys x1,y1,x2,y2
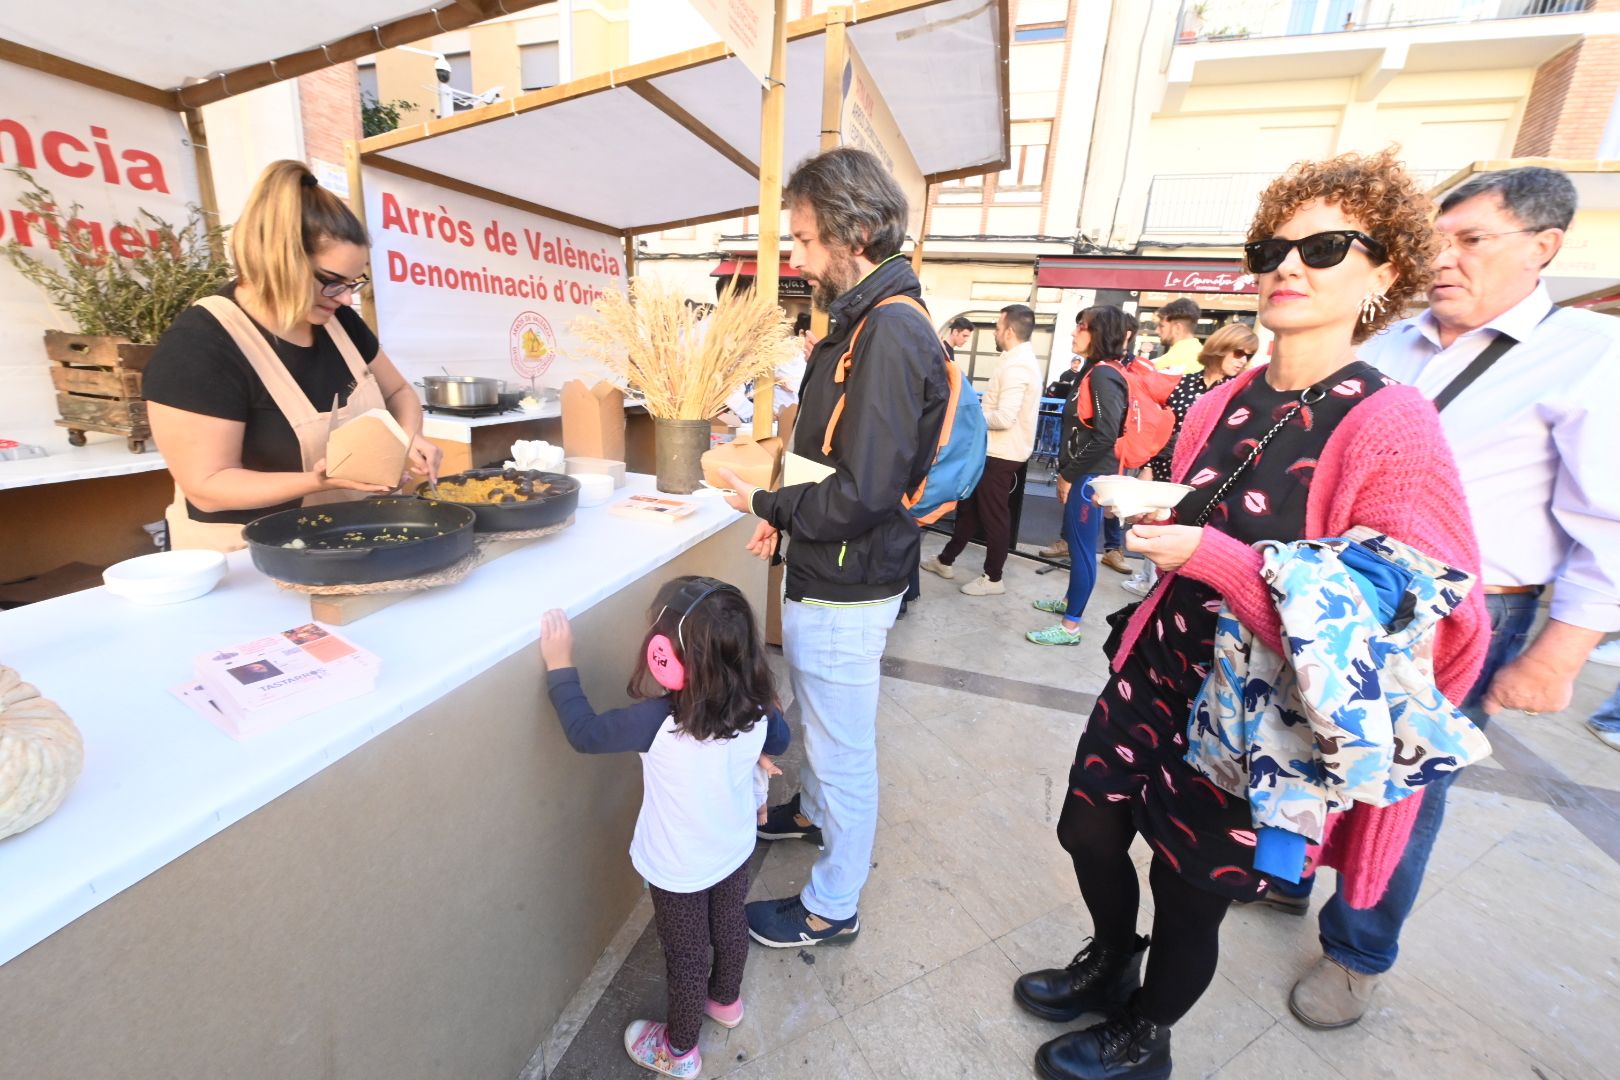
[
  {"x1": 361, "y1": 0, "x2": 1011, "y2": 236},
  {"x1": 0, "y1": 1, "x2": 549, "y2": 108}
]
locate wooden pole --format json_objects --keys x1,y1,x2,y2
[
  {"x1": 344, "y1": 140, "x2": 379, "y2": 331},
  {"x1": 810, "y1": 6, "x2": 850, "y2": 344},
  {"x1": 184, "y1": 108, "x2": 224, "y2": 263},
  {"x1": 910, "y1": 181, "x2": 932, "y2": 276},
  {"x1": 751, "y1": 0, "x2": 790, "y2": 441},
  {"x1": 624, "y1": 234, "x2": 637, "y2": 278}
]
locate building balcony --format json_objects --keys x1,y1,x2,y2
[
  {"x1": 1140, "y1": 169, "x2": 1450, "y2": 241},
  {"x1": 1163, "y1": 0, "x2": 1618, "y2": 109}
]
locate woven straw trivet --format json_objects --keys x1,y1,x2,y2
[{"x1": 274, "y1": 515, "x2": 574, "y2": 597}]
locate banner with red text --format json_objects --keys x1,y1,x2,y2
[
  {"x1": 363, "y1": 166, "x2": 626, "y2": 396},
  {"x1": 687, "y1": 0, "x2": 776, "y2": 87},
  {"x1": 0, "y1": 60, "x2": 200, "y2": 435}
]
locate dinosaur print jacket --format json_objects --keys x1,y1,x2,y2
[{"x1": 1185, "y1": 527, "x2": 1493, "y2": 883}]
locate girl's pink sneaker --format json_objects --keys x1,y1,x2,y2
[
  {"x1": 623, "y1": 1019, "x2": 700, "y2": 1078},
  {"x1": 704, "y1": 996, "x2": 745, "y2": 1029}
]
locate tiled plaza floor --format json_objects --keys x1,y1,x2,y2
[{"x1": 548, "y1": 531, "x2": 1620, "y2": 1080}]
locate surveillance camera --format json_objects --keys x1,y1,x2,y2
[{"x1": 434, "y1": 57, "x2": 451, "y2": 82}]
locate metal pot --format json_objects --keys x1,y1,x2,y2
[
  {"x1": 242, "y1": 497, "x2": 476, "y2": 586},
  {"x1": 417, "y1": 375, "x2": 505, "y2": 409}
]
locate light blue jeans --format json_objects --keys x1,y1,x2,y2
[
  {"x1": 1591, "y1": 684, "x2": 1620, "y2": 733},
  {"x1": 784, "y1": 595, "x2": 901, "y2": 921}
]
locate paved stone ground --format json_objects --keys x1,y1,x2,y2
[{"x1": 548, "y1": 531, "x2": 1620, "y2": 1080}]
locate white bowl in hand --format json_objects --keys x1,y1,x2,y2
[
  {"x1": 1084, "y1": 476, "x2": 1193, "y2": 521},
  {"x1": 103, "y1": 550, "x2": 227, "y2": 605}
]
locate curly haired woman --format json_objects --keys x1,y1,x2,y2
[{"x1": 1013, "y1": 150, "x2": 1488, "y2": 1080}]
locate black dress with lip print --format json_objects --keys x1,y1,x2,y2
[{"x1": 1065, "y1": 361, "x2": 1392, "y2": 899}]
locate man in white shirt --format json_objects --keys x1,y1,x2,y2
[
  {"x1": 922, "y1": 304, "x2": 1045, "y2": 595},
  {"x1": 1283, "y1": 166, "x2": 1620, "y2": 1029}
]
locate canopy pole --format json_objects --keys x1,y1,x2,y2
[
  {"x1": 344, "y1": 140, "x2": 378, "y2": 331},
  {"x1": 910, "y1": 181, "x2": 931, "y2": 276},
  {"x1": 184, "y1": 108, "x2": 224, "y2": 264},
  {"x1": 751, "y1": 0, "x2": 790, "y2": 442},
  {"x1": 810, "y1": 5, "x2": 850, "y2": 344},
  {"x1": 624, "y1": 234, "x2": 637, "y2": 278}
]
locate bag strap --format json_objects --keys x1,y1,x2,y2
[
  {"x1": 1431, "y1": 306, "x2": 1556, "y2": 413},
  {"x1": 820, "y1": 295, "x2": 941, "y2": 455}
]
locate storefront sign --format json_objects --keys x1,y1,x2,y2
[
  {"x1": 1037, "y1": 257, "x2": 1257, "y2": 295},
  {"x1": 840, "y1": 40, "x2": 928, "y2": 240},
  {"x1": 0, "y1": 60, "x2": 200, "y2": 431},
  {"x1": 688, "y1": 0, "x2": 776, "y2": 87},
  {"x1": 364, "y1": 166, "x2": 627, "y2": 392}
]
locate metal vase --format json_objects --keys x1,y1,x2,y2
[{"x1": 653, "y1": 418, "x2": 711, "y2": 494}]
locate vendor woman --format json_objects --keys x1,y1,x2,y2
[{"x1": 145, "y1": 159, "x2": 440, "y2": 551}]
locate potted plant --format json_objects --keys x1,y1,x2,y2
[
  {"x1": 1180, "y1": 2, "x2": 1208, "y2": 42},
  {"x1": 573, "y1": 277, "x2": 797, "y2": 493},
  {"x1": 3, "y1": 169, "x2": 232, "y2": 452}
]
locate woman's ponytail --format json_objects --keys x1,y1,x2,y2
[{"x1": 232, "y1": 160, "x2": 369, "y2": 335}]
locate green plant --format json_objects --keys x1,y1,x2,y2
[
  {"x1": 362, "y1": 92, "x2": 418, "y2": 137},
  {"x1": 2, "y1": 169, "x2": 232, "y2": 343}
]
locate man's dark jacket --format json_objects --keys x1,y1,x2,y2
[{"x1": 751, "y1": 256, "x2": 950, "y2": 603}]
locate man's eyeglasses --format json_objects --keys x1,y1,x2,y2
[
  {"x1": 315, "y1": 271, "x2": 370, "y2": 298},
  {"x1": 1243, "y1": 230, "x2": 1387, "y2": 274},
  {"x1": 1434, "y1": 228, "x2": 1539, "y2": 253}
]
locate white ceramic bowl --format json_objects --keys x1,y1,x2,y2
[
  {"x1": 103, "y1": 550, "x2": 227, "y2": 605},
  {"x1": 1085, "y1": 475, "x2": 1194, "y2": 520},
  {"x1": 572, "y1": 472, "x2": 615, "y2": 508}
]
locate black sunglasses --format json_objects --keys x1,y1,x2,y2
[{"x1": 1243, "y1": 230, "x2": 1387, "y2": 274}]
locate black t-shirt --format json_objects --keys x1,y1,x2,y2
[{"x1": 144, "y1": 284, "x2": 381, "y2": 524}]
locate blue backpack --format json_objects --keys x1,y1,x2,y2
[{"x1": 819, "y1": 296, "x2": 987, "y2": 525}]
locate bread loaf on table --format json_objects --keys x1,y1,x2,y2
[{"x1": 0, "y1": 664, "x2": 85, "y2": 841}]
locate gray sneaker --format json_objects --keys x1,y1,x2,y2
[
  {"x1": 960, "y1": 574, "x2": 1005, "y2": 595},
  {"x1": 920, "y1": 556, "x2": 955, "y2": 580}
]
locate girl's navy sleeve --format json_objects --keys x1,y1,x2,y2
[
  {"x1": 546, "y1": 669, "x2": 668, "y2": 753},
  {"x1": 762, "y1": 708, "x2": 791, "y2": 756}
]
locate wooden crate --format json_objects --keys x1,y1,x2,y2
[{"x1": 44, "y1": 331, "x2": 156, "y2": 453}]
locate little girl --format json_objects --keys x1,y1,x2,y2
[{"x1": 540, "y1": 576, "x2": 787, "y2": 1078}]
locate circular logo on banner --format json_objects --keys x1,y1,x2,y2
[{"x1": 510, "y1": 311, "x2": 557, "y2": 380}]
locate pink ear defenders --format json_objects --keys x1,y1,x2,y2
[{"x1": 646, "y1": 577, "x2": 740, "y2": 691}]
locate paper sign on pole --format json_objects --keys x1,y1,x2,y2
[
  {"x1": 840, "y1": 40, "x2": 927, "y2": 241},
  {"x1": 363, "y1": 166, "x2": 627, "y2": 394},
  {"x1": 688, "y1": 0, "x2": 776, "y2": 87}
]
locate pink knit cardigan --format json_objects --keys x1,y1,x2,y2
[{"x1": 1112, "y1": 365, "x2": 1489, "y2": 908}]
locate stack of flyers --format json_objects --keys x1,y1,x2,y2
[{"x1": 171, "y1": 623, "x2": 380, "y2": 739}]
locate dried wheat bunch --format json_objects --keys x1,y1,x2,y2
[{"x1": 572, "y1": 277, "x2": 798, "y2": 420}]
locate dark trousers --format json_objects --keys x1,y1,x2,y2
[
  {"x1": 939, "y1": 455, "x2": 1023, "y2": 581},
  {"x1": 648, "y1": 860, "x2": 751, "y2": 1052}
]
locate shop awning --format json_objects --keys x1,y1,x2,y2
[
  {"x1": 0, "y1": 2, "x2": 550, "y2": 109},
  {"x1": 359, "y1": 0, "x2": 1011, "y2": 237},
  {"x1": 712, "y1": 261, "x2": 801, "y2": 279},
  {"x1": 1036, "y1": 256, "x2": 1256, "y2": 295}
]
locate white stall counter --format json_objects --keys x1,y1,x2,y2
[
  {"x1": 0, "y1": 476, "x2": 739, "y2": 967},
  {"x1": 0, "y1": 426, "x2": 167, "y2": 491}
]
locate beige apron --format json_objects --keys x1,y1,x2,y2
[{"x1": 165, "y1": 296, "x2": 389, "y2": 552}]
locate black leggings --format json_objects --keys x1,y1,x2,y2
[
  {"x1": 648, "y1": 860, "x2": 751, "y2": 1053},
  {"x1": 1056, "y1": 792, "x2": 1232, "y2": 1026}
]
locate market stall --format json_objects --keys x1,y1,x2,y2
[{"x1": 0, "y1": 3, "x2": 1010, "y2": 1076}]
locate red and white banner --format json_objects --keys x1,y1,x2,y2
[
  {"x1": 0, "y1": 60, "x2": 200, "y2": 433},
  {"x1": 363, "y1": 166, "x2": 628, "y2": 395}
]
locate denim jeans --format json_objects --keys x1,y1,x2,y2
[
  {"x1": 1591, "y1": 683, "x2": 1620, "y2": 733},
  {"x1": 1103, "y1": 513, "x2": 1124, "y2": 554},
  {"x1": 784, "y1": 595, "x2": 901, "y2": 921},
  {"x1": 1288, "y1": 592, "x2": 1541, "y2": 973},
  {"x1": 1064, "y1": 476, "x2": 1105, "y2": 621}
]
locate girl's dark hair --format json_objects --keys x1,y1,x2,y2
[
  {"x1": 1077, "y1": 305, "x2": 1130, "y2": 360},
  {"x1": 628, "y1": 576, "x2": 778, "y2": 741}
]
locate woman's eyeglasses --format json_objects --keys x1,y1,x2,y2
[
  {"x1": 1243, "y1": 230, "x2": 1387, "y2": 274},
  {"x1": 315, "y1": 272, "x2": 370, "y2": 298}
]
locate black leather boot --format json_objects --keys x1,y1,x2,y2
[
  {"x1": 1013, "y1": 935, "x2": 1150, "y2": 1021},
  {"x1": 1035, "y1": 1007, "x2": 1172, "y2": 1080}
]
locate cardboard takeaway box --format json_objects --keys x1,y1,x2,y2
[
  {"x1": 560, "y1": 380, "x2": 626, "y2": 461},
  {"x1": 701, "y1": 435, "x2": 783, "y2": 492},
  {"x1": 324, "y1": 409, "x2": 409, "y2": 488}
]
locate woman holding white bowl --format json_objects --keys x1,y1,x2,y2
[{"x1": 1014, "y1": 150, "x2": 1489, "y2": 1080}]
